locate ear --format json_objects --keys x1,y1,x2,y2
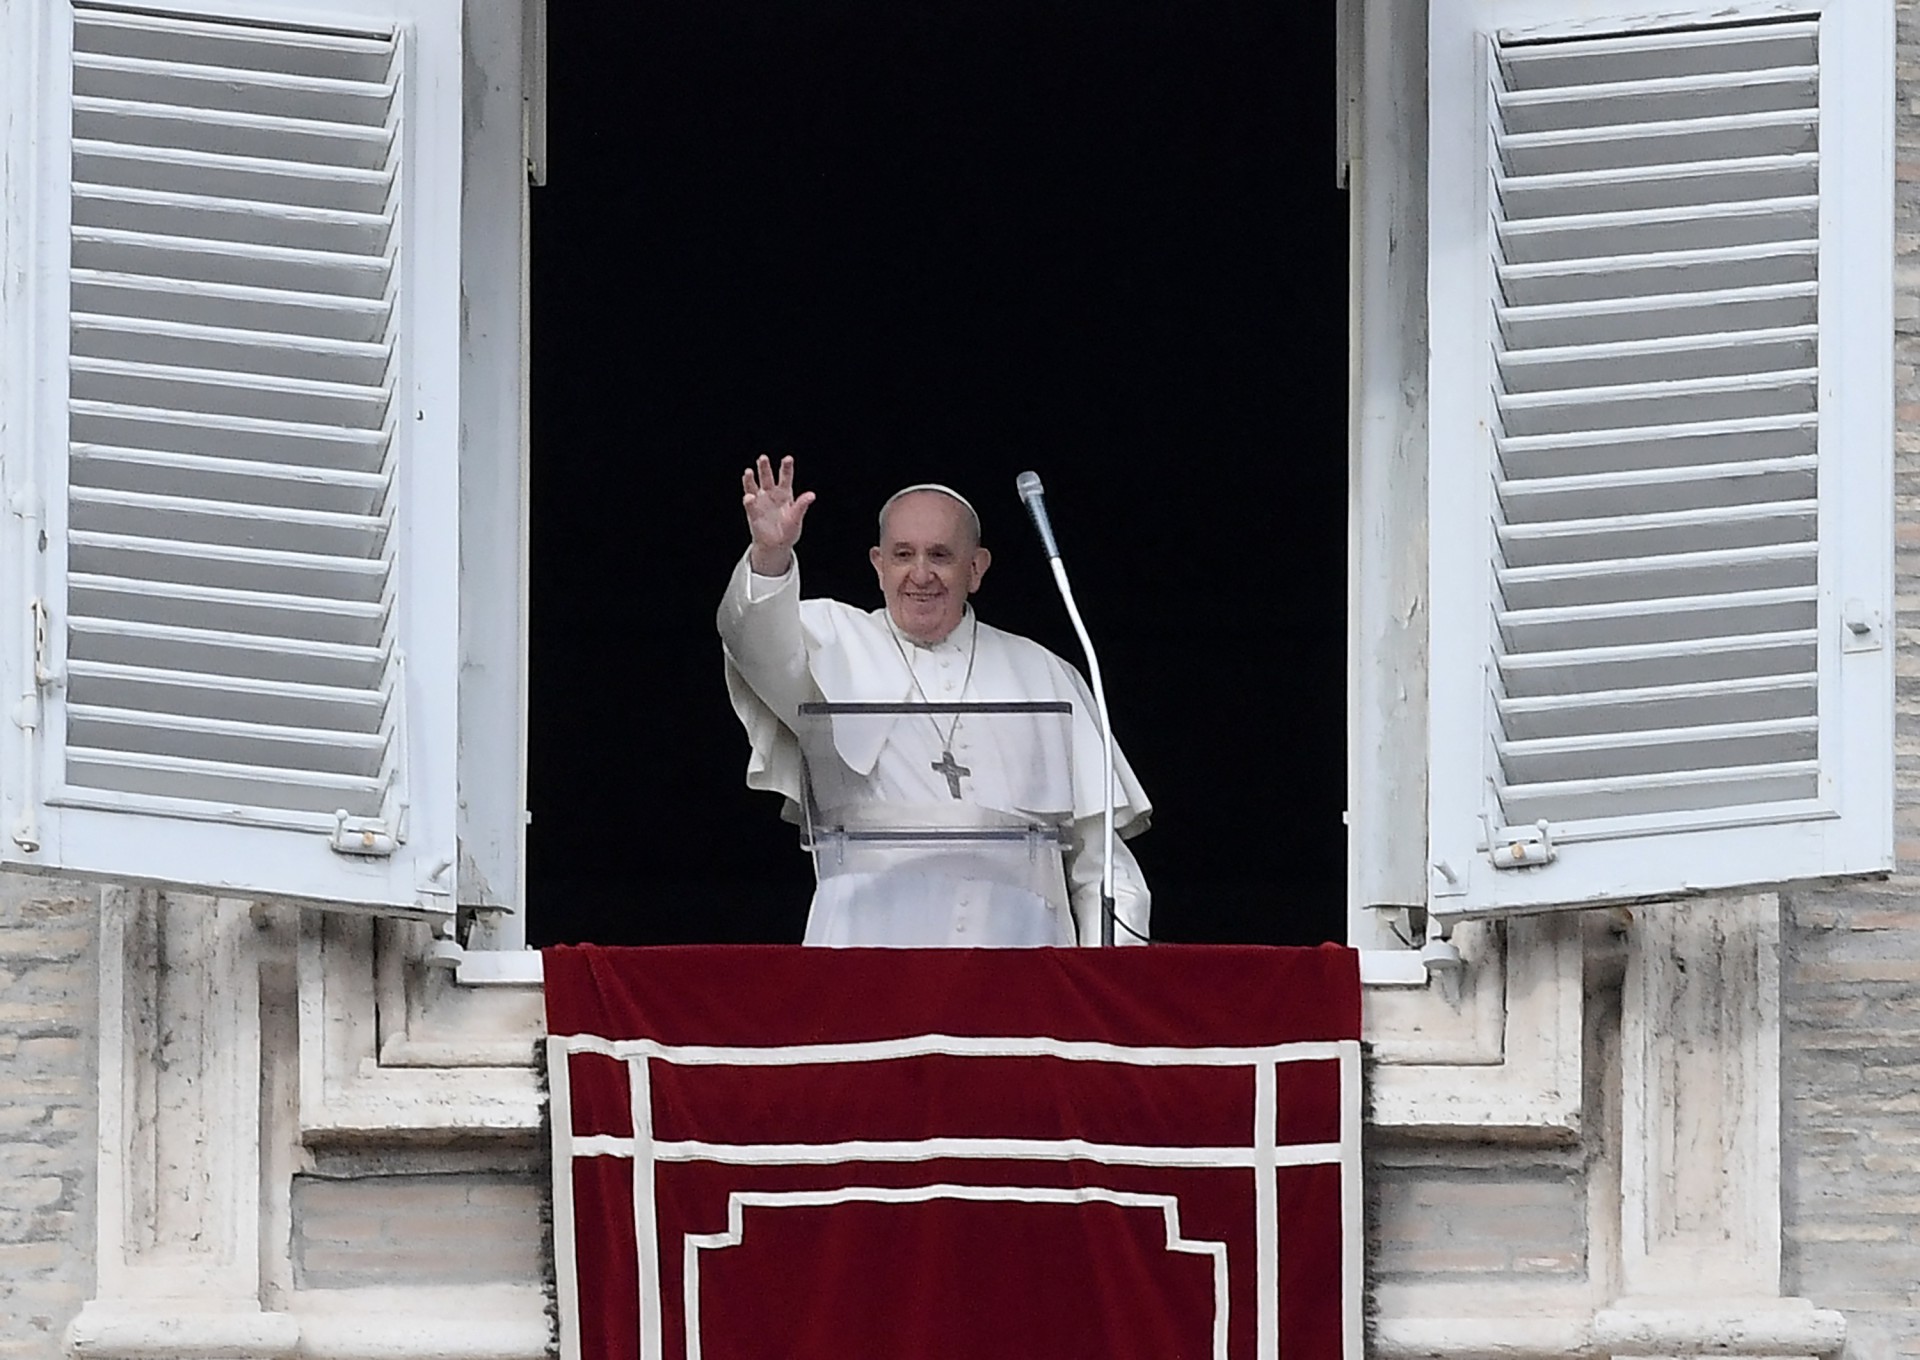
[
  {"x1": 869, "y1": 545, "x2": 884, "y2": 580},
  {"x1": 967, "y1": 547, "x2": 991, "y2": 593}
]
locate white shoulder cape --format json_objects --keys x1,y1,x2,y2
[{"x1": 721, "y1": 564, "x2": 1151, "y2": 834}]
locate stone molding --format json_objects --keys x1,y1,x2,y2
[
  {"x1": 296, "y1": 914, "x2": 542, "y2": 1140},
  {"x1": 1367, "y1": 914, "x2": 1584, "y2": 1137},
  {"x1": 69, "y1": 1286, "x2": 548, "y2": 1360},
  {"x1": 1373, "y1": 1302, "x2": 1846, "y2": 1360}
]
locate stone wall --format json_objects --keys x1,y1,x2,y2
[
  {"x1": 292, "y1": 1157, "x2": 547, "y2": 1291},
  {"x1": 0, "y1": 880, "x2": 98, "y2": 1360},
  {"x1": 1371, "y1": 1146, "x2": 1590, "y2": 1283},
  {"x1": 1776, "y1": 7, "x2": 1920, "y2": 1358},
  {"x1": 1784, "y1": 895, "x2": 1920, "y2": 1359}
]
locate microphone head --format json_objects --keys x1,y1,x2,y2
[{"x1": 1015, "y1": 470, "x2": 1045, "y2": 500}]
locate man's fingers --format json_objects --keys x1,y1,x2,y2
[{"x1": 743, "y1": 456, "x2": 805, "y2": 529}]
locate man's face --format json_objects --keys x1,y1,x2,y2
[{"x1": 870, "y1": 492, "x2": 991, "y2": 645}]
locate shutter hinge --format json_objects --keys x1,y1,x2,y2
[
  {"x1": 28, "y1": 596, "x2": 52, "y2": 686},
  {"x1": 1481, "y1": 814, "x2": 1557, "y2": 870},
  {"x1": 329, "y1": 809, "x2": 398, "y2": 858},
  {"x1": 11, "y1": 597, "x2": 53, "y2": 853},
  {"x1": 13, "y1": 598, "x2": 48, "y2": 731}
]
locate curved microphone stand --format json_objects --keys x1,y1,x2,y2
[{"x1": 1017, "y1": 472, "x2": 1124, "y2": 946}]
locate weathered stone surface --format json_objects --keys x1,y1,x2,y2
[
  {"x1": 1370, "y1": 1160, "x2": 1588, "y2": 1282},
  {"x1": 291, "y1": 1171, "x2": 547, "y2": 1289},
  {"x1": 1775, "y1": 11, "x2": 1920, "y2": 1359},
  {"x1": 0, "y1": 878, "x2": 97, "y2": 1360}
]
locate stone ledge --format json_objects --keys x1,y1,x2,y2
[
  {"x1": 1593, "y1": 1302, "x2": 1847, "y2": 1357},
  {"x1": 298, "y1": 1067, "x2": 545, "y2": 1144},
  {"x1": 1373, "y1": 1314, "x2": 1593, "y2": 1360},
  {"x1": 67, "y1": 1287, "x2": 550, "y2": 1360},
  {"x1": 292, "y1": 1285, "x2": 551, "y2": 1360},
  {"x1": 1373, "y1": 1303, "x2": 1847, "y2": 1360},
  {"x1": 68, "y1": 1302, "x2": 301, "y2": 1360}
]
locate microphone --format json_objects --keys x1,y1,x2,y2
[
  {"x1": 1015, "y1": 470, "x2": 1062, "y2": 561},
  {"x1": 1012, "y1": 470, "x2": 1136, "y2": 947}
]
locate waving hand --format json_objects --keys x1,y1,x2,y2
[{"x1": 741, "y1": 455, "x2": 816, "y2": 577}]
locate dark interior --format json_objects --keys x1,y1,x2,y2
[{"x1": 527, "y1": 0, "x2": 1350, "y2": 947}]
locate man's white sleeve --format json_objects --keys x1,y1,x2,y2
[
  {"x1": 1066, "y1": 821, "x2": 1151, "y2": 946},
  {"x1": 717, "y1": 553, "x2": 817, "y2": 728}
]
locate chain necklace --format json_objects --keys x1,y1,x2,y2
[{"x1": 887, "y1": 609, "x2": 981, "y2": 799}]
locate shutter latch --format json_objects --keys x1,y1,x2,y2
[
  {"x1": 1843, "y1": 598, "x2": 1884, "y2": 653},
  {"x1": 329, "y1": 809, "x2": 397, "y2": 858},
  {"x1": 1482, "y1": 814, "x2": 1556, "y2": 870}
]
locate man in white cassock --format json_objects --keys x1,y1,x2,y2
[{"x1": 719, "y1": 455, "x2": 1152, "y2": 946}]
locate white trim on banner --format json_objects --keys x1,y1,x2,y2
[
  {"x1": 683, "y1": 1186, "x2": 1232, "y2": 1360},
  {"x1": 548, "y1": 1033, "x2": 1364, "y2": 1360}
]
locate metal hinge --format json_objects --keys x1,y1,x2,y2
[
  {"x1": 28, "y1": 596, "x2": 52, "y2": 686},
  {"x1": 12, "y1": 597, "x2": 53, "y2": 853},
  {"x1": 13, "y1": 598, "x2": 47, "y2": 736}
]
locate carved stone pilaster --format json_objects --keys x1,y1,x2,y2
[
  {"x1": 69, "y1": 888, "x2": 297, "y2": 1358},
  {"x1": 1607, "y1": 894, "x2": 1842, "y2": 1359}
]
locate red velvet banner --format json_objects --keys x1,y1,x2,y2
[{"x1": 545, "y1": 945, "x2": 1361, "y2": 1360}]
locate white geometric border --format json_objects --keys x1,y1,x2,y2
[
  {"x1": 547, "y1": 1034, "x2": 1362, "y2": 1360},
  {"x1": 681, "y1": 1185, "x2": 1230, "y2": 1360}
]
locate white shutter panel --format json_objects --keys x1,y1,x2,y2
[
  {"x1": 0, "y1": 0, "x2": 463, "y2": 916},
  {"x1": 1427, "y1": 1, "x2": 1892, "y2": 918}
]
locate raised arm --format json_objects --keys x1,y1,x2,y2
[
  {"x1": 742, "y1": 454, "x2": 816, "y2": 577},
  {"x1": 721, "y1": 455, "x2": 822, "y2": 730}
]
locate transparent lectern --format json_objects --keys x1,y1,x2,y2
[{"x1": 794, "y1": 700, "x2": 1080, "y2": 945}]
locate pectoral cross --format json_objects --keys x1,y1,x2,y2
[{"x1": 931, "y1": 749, "x2": 971, "y2": 800}]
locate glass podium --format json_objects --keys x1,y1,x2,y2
[{"x1": 794, "y1": 701, "x2": 1078, "y2": 936}]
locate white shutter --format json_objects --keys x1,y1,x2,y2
[
  {"x1": 1427, "y1": 1, "x2": 1892, "y2": 917},
  {"x1": 0, "y1": 0, "x2": 464, "y2": 916}
]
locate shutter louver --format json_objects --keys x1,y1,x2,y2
[
  {"x1": 64, "y1": 8, "x2": 403, "y2": 830},
  {"x1": 1426, "y1": 0, "x2": 1892, "y2": 919},
  {"x1": 1487, "y1": 21, "x2": 1823, "y2": 831}
]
